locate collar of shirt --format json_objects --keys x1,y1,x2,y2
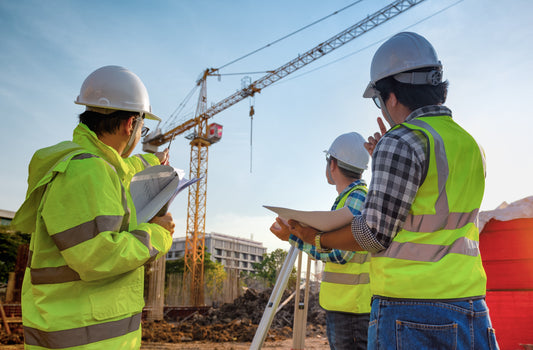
[
  {"x1": 405, "y1": 105, "x2": 452, "y2": 122},
  {"x1": 332, "y1": 179, "x2": 367, "y2": 210}
]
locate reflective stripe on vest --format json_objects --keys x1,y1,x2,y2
[
  {"x1": 371, "y1": 116, "x2": 486, "y2": 299},
  {"x1": 20, "y1": 134, "x2": 167, "y2": 350},
  {"x1": 134, "y1": 154, "x2": 151, "y2": 168},
  {"x1": 23, "y1": 313, "x2": 141, "y2": 348},
  {"x1": 319, "y1": 184, "x2": 372, "y2": 313},
  {"x1": 28, "y1": 153, "x2": 158, "y2": 285},
  {"x1": 322, "y1": 271, "x2": 370, "y2": 285}
]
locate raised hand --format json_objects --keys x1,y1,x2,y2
[{"x1": 364, "y1": 117, "x2": 388, "y2": 157}]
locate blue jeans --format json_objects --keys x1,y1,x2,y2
[
  {"x1": 326, "y1": 310, "x2": 370, "y2": 350},
  {"x1": 368, "y1": 297, "x2": 499, "y2": 350}
]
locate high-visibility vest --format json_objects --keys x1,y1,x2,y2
[
  {"x1": 319, "y1": 184, "x2": 372, "y2": 314},
  {"x1": 14, "y1": 124, "x2": 172, "y2": 349},
  {"x1": 370, "y1": 115, "x2": 487, "y2": 299}
]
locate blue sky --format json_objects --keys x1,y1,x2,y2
[{"x1": 1, "y1": 0, "x2": 532, "y2": 252}]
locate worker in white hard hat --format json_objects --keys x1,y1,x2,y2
[
  {"x1": 271, "y1": 132, "x2": 371, "y2": 350},
  {"x1": 284, "y1": 32, "x2": 499, "y2": 349},
  {"x1": 13, "y1": 65, "x2": 175, "y2": 350}
]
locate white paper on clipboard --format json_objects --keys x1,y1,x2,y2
[
  {"x1": 130, "y1": 165, "x2": 200, "y2": 224},
  {"x1": 263, "y1": 205, "x2": 354, "y2": 232}
]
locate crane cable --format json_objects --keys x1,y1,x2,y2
[
  {"x1": 274, "y1": 0, "x2": 465, "y2": 86},
  {"x1": 166, "y1": 0, "x2": 366, "y2": 126},
  {"x1": 215, "y1": 0, "x2": 365, "y2": 71},
  {"x1": 163, "y1": 84, "x2": 200, "y2": 131},
  {"x1": 163, "y1": 0, "x2": 462, "y2": 136}
]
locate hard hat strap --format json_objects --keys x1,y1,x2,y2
[
  {"x1": 326, "y1": 159, "x2": 335, "y2": 185},
  {"x1": 376, "y1": 94, "x2": 396, "y2": 127},
  {"x1": 122, "y1": 115, "x2": 143, "y2": 156}
]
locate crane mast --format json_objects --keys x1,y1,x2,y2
[
  {"x1": 145, "y1": 0, "x2": 426, "y2": 307},
  {"x1": 182, "y1": 71, "x2": 210, "y2": 306}
]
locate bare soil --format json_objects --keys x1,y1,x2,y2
[
  {"x1": 0, "y1": 337, "x2": 330, "y2": 350},
  {"x1": 140, "y1": 336, "x2": 330, "y2": 349},
  {"x1": 0, "y1": 288, "x2": 329, "y2": 349}
]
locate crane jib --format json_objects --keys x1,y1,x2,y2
[
  {"x1": 154, "y1": 0, "x2": 427, "y2": 310},
  {"x1": 150, "y1": 0, "x2": 426, "y2": 147}
]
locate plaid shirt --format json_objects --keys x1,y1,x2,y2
[
  {"x1": 352, "y1": 105, "x2": 454, "y2": 253},
  {"x1": 289, "y1": 179, "x2": 367, "y2": 263}
]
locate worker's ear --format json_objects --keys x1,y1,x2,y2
[
  {"x1": 123, "y1": 116, "x2": 135, "y2": 136},
  {"x1": 329, "y1": 158, "x2": 338, "y2": 171},
  {"x1": 388, "y1": 92, "x2": 398, "y2": 108}
]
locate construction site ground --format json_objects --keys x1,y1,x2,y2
[
  {"x1": 0, "y1": 288, "x2": 329, "y2": 349},
  {"x1": 0, "y1": 338, "x2": 330, "y2": 350}
]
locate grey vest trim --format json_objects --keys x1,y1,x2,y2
[
  {"x1": 27, "y1": 250, "x2": 33, "y2": 267},
  {"x1": 349, "y1": 253, "x2": 371, "y2": 264},
  {"x1": 134, "y1": 154, "x2": 151, "y2": 168},
  {"x1": 23, "y1": 313, "x2": 141, "y2": 348},
  {"x1": 322, "y1": 271, "x2": 370, "y2": 285},
  {"x1": 402, "y1": 209, "x2": 479, "y2": 233},
  {"x1": 406, "y1": 119, "x2": 450, "y2": 220},
  {"x1": 401, "y1": 119, "x2": 478, "y2": 233},
  {"x1": 372, "y1": 236, "x2": 479, "y2": 262},
  {"x1": 52, "y1": 151, "x2": 131, "y2": 250},
  {"x1": 31, "y1": 265, "x2": 81, "y2": 284},
  {"x1": 71, "y1": 153, "x2": 98, "y2": 161},
  {"x1": 120, "y1": 183, "x2": 131, "y2": 232},
  {"x1": 51, "y1": 215, "x2": 124, "y2": 251},
  {"x1": 383, "y1": 119, "x2": 481, "y2": 261},
  {"x1": 72, "y1": 153, "x2": 117, "y2": 173},
  {"x1": 130, "y1": 229, "x2": 160, "y2": 260}
]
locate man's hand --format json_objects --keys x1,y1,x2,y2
[
  {"x1": 364, "y1": 117, "x2": 388, "y2": 157},
  {"x1": 150, "y1": 212, "x2": 175, "y2": 235},
  {"x1": 270, "y1": 217, "x2": 291, "y2": 241},
  {"x1": 155, "y1": 148, "x2": 169, "y2": 165},
  {"x1": 287, "y1": 219, "x2": 319, "y2": 245}
]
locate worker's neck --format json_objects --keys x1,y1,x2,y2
[
  {"x1": 335, "y1": 176, "x2": 356, "y2": 195},
  {"x1": 98, "y1": 133, "x2": 126, "y2": 156}
]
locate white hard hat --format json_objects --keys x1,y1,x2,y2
[
  {"x1": 363, "y1": 32, "x2": 442, "y2": 98},
  {"x1": 75, "y1": 65, "x2": 160, "y2": 121},
  {"x1": 325, "y1": 132, "x2": 369, "y2": 172}
]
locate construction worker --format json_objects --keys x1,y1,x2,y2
[
  {"x1": 12, "y1": 65, "x2": 174, "y2": 349},
  {"x1": 270, "y1": 132, "x2": 371, "y2": 350},
  {"x1": 283, "y1": 32, "x2": 499, "y2": 349}
]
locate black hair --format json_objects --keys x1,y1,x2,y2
[
  {"x1": 79, "y1": 110, "x2": 140, "y2": 136},
  {"x1": 329, "y1": 157, "x2": 362, "y2": 180},
  {"x1": 375, "y1": 68, "x2": 448, "y2": 111}
]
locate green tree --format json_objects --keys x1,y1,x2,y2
[
  {"x1": 165, "y1": 258, "x2": 183, "y2": 275},
  {"x1": 205, "y1": 262, "x2": 227, "y2": 300},
  {"x1": 0, "y1": 227, "x2": 30, "y2": 283},
  {"x1": 251, "y1": 248, "x2": 296, "y2": 288},
  {"x1": 165, "y1": 251, "x2": 222, "y2": 277},
  {"x1": 164, "y1": 251, "x2": 227, "y2": 300}
]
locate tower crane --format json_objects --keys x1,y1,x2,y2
[{"x1": 143, "y1": 0, "x2": 426, "y2": 307}]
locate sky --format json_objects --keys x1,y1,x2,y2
[{"x1": 1, "y1": 0, "x2": 532, "y2": 253}]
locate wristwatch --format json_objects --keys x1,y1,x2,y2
[{"x1": 314, "y1": 231, "x2": 330, "y2": 253}]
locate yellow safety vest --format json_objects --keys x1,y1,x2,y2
[
  {"x1": 319, "y1": 184, "x2": 372, "y2": 314},
  {"x1": 13, "y1": 123, "x2": 172, "y2": 349},
  {"x1": 370, "y1": 115, "x2": 487, "y2": 299}
]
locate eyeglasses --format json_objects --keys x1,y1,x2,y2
[
  {"x1": 326, "y1": 154, "x2": 332, "y2": 163},
  {"x1": 370, "y1": 85, "x2": 383, "y2": 109},
  {"x1": 141, "y1": 126, "x2": 150, "y2": 137},
  {"x1": 372, "y1": 95, "x2": 382, "y2": 109}
]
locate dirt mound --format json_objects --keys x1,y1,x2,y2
[
  {"x1": 0, "y1": 288, "x2": 326, "y2": 345},
  {"x1": 142, "y1": 287, "x2": 326, "y2": 343},
  {"x1": 0, "y1": 324, "x2": 24, "y2": 345}
]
